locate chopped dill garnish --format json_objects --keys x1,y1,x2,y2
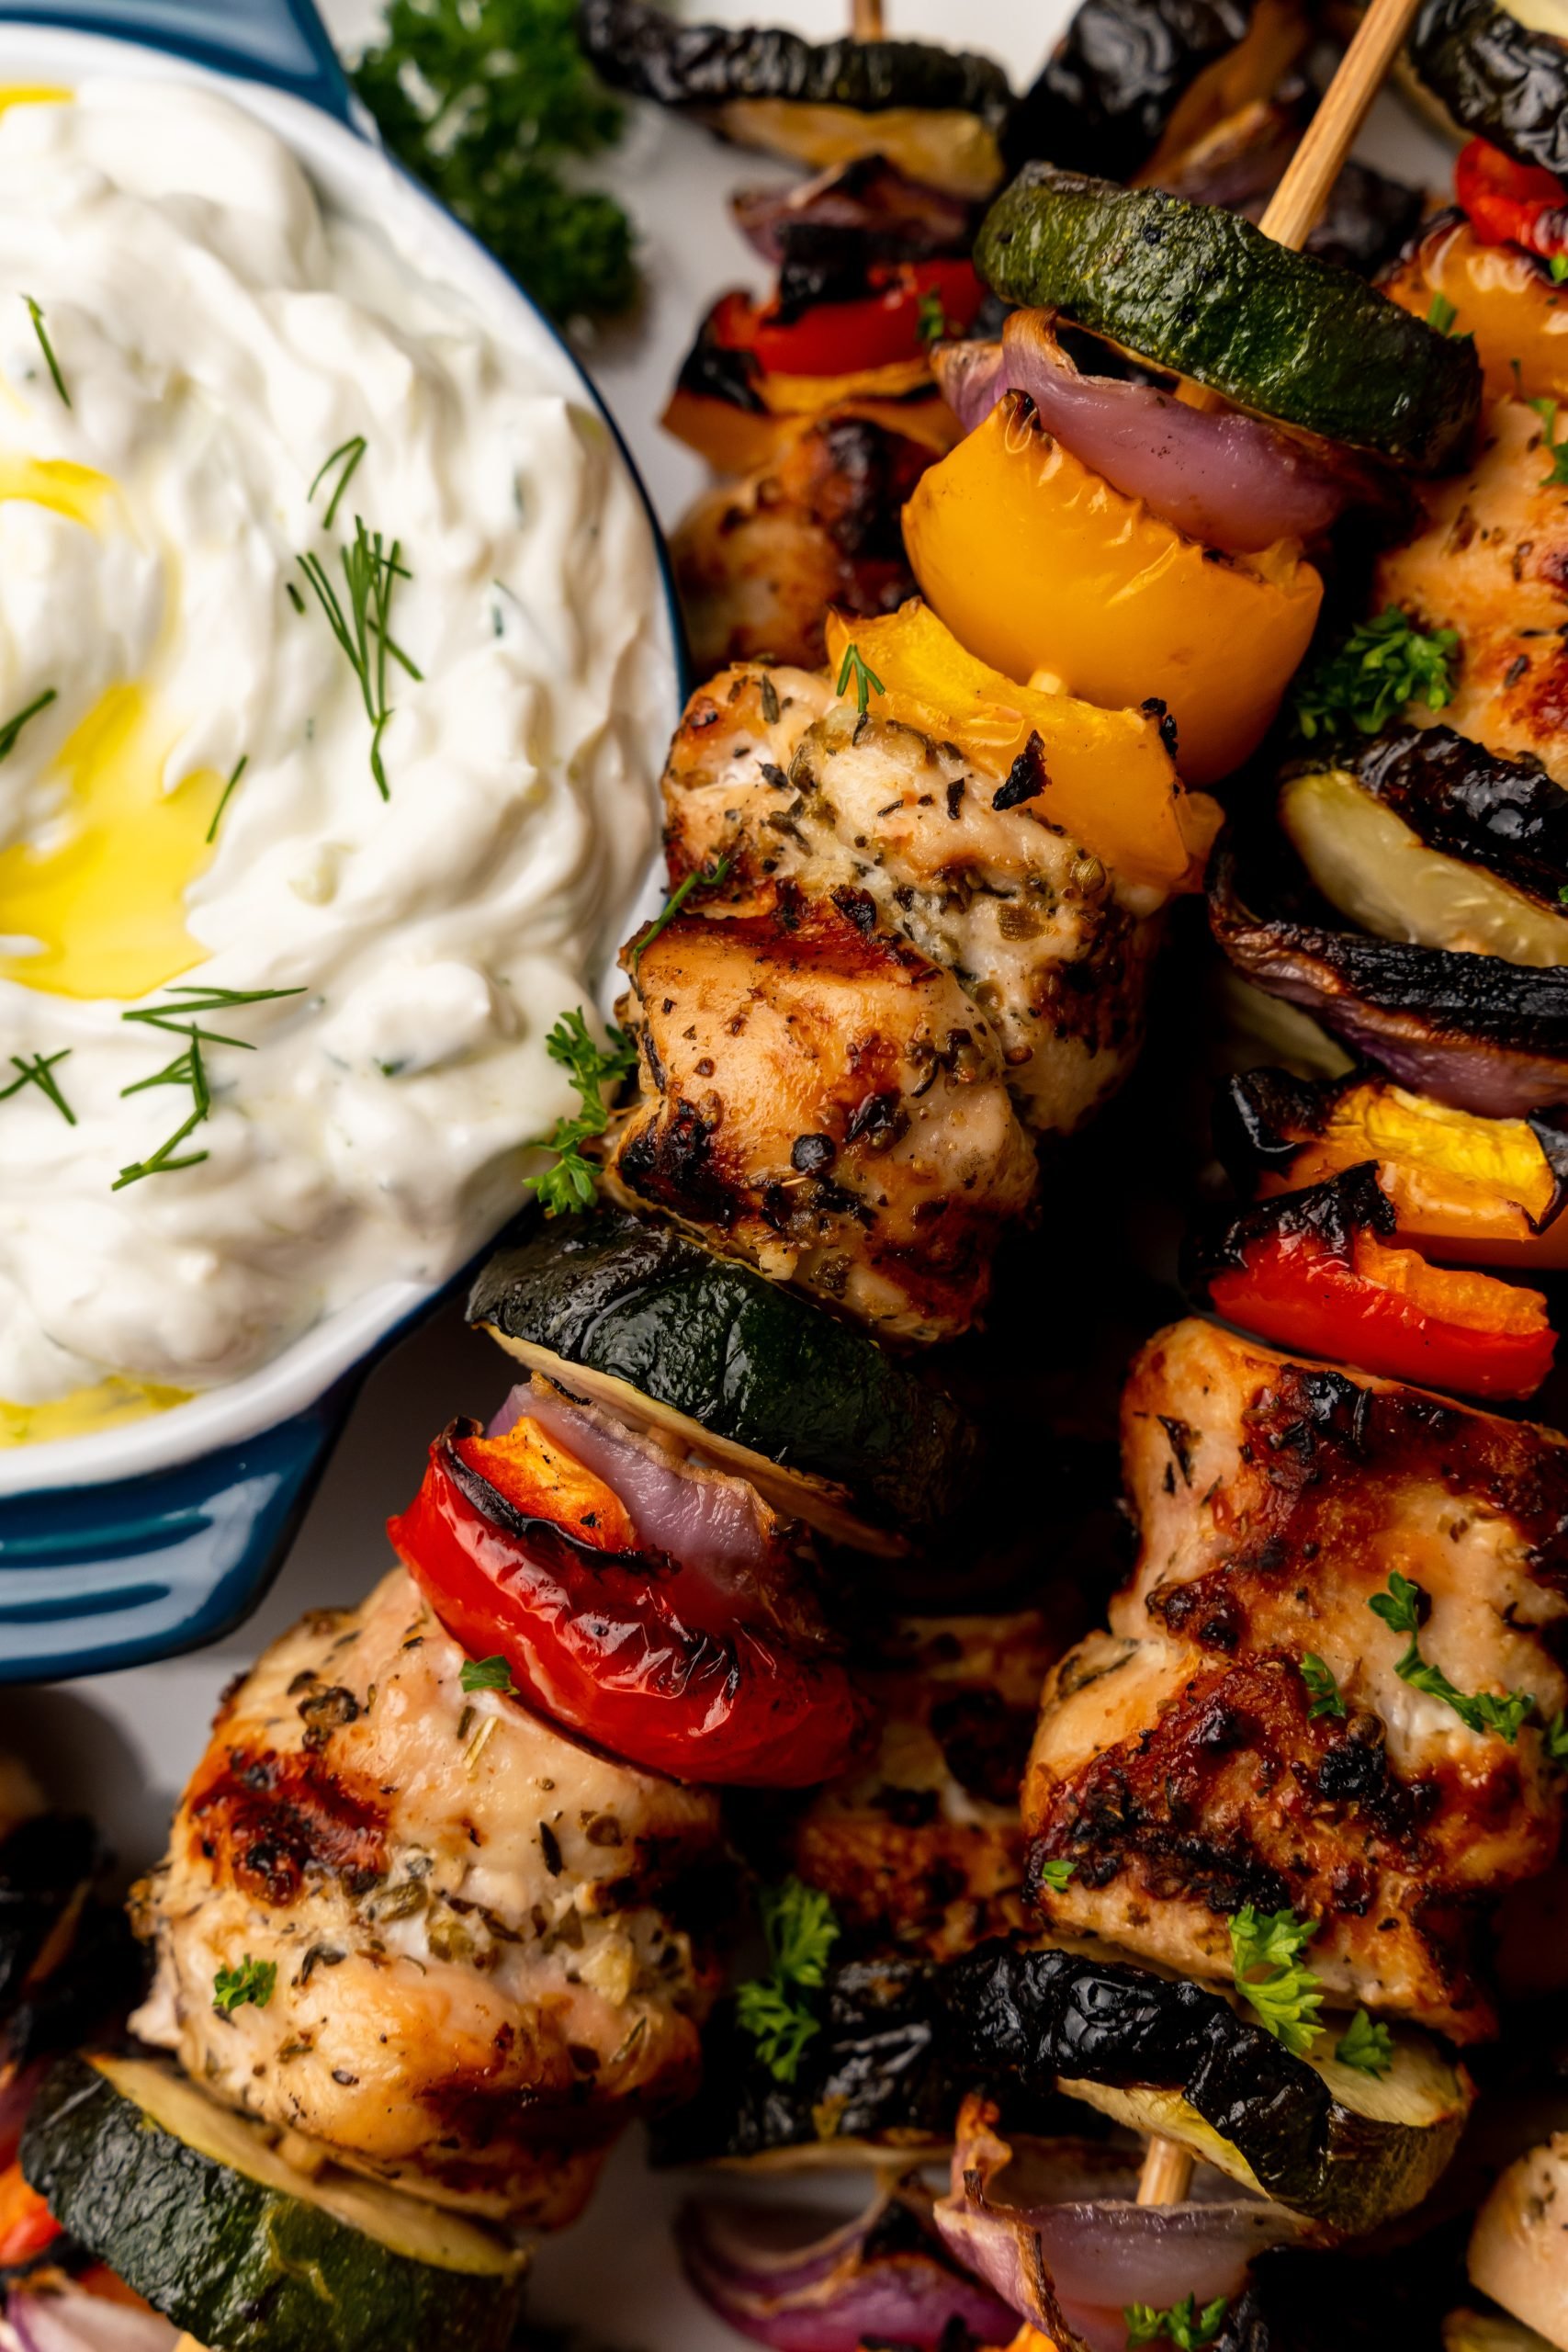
[
  {"x1": 836, "y1": 640, "x2": 885, "y2": 719},
  {"x1": 116, "y1": 986, "x2": 306, "y2": 1190},
  {"x1": 1, "y1": 1048, "x2": 74, "y2": 1125},
  {"x1": 309, "y1": 435, "x2": 367, "y2": 531},
  {"x1": 22, "y1": 296, "x2": 69, "y2": 407},
  {"x1": 0, "y1": 685, "x2": 57, "y2": 764},
  {"x1": 205, "y1": 753, "x2": 250, "y2": 846},
  {"x1": 298, "y1": 517, "x2": 422, "y2": 799},
  {"x1": 629, "y1": 854, "x2": 734, "y2": 977}
]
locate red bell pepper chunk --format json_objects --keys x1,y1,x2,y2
[
  {"x1": 389, "y1": 1419, "x2": 868, "y2": 1788},
  {"x1": 1208, "y1": 1225, "x2": 1555, "y2": 1401},
  {"x1": 0, "y1": 2161, "x2": 62, "y2": 2267},
  {"x1": 711, "y1": 259, "x2": 985, "y2": 377},
  {"x1": 1455, "y1": 137, "x2": 1568, "y2": 262}
]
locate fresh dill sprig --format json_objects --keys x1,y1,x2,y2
[
  {"x1": 1368, "y1": 1572, "x2": 1537, "y2": 1742},
  {"x1": 22, "y1": 296, "x2": 69, "y2": 408},
  {"x1": 1228, "y1": 1904, "x2": 1324, "y2": 2056},
  {"x1": 1292, "y1": 607, "x2": 1459, "y2": 742},
  {"x1": 1125, "y1": 2294, "x2": 1229, "y2": 2350},
  {"x1": 116, "y1": 986, "x2": 306, "y2": 1190},
  {"x1": 212, "y1": 1954, "x2": 276, "y2": 2018},
  {"x1": 309, "y1": 435, "x2": 367, "y2": 531},
  {"x1": 1298, "y1": 1653, "x2": 1346, "y2": 1721},
  {"x1": 297, "y1": 516, "x2": 422, "y2": 799},
  {"x1": 0, "y1": 685, "x2": 57, "y2": 764},
  {"x1": 0, "y1": 1048, "x2": 74, "y2": 1125},
  {"x1": 735, "y1": 1878, "x2": 840, "y2": 2085},
  {"x1": 836, "y1": 639, "x2": 885, "y2": 719},
  {"x1": 205, "y1": 753, "x2": 249, "y2": 846},
  {"x1": 525, "y1": 1006, "x2": 638, "y2": 1216},
  {"x1": 629, "y1": 854, "x2": 735, "y2": 977},
  {"x1": 1335, "y1": 2008, "x2": 1394, "y2": 2077}
]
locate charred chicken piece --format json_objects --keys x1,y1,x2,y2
[
  {"x1": 662, "y1": 676, "x2": 1164, "y2": 1136},
  {"x1": 787, "y1": 1611, "x2": 1065, "y2": 1962},
  {"x1": 1377, "y1": 394, "x2": 1568, "y2": 788},
  {"x1": 130, "y1": 1567, "x2": 721, "y2": 2230},
  {"x1": 671, "y1": 411, "x2": 943, "y2": 678},
  {"x1": 1022, "y1": 1315, "x2": 1568, "y2": 2042},
  {"x1": 605, "y1": 886, "x2": 1038, "y2": 1342}
]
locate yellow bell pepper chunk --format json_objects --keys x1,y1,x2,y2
[
  {"x1": 824, "y1": 599, "x2": 1220, "y2": 897},
  {"x1": 901, "y1": 393, "x2": 1324, "y2": 786}
]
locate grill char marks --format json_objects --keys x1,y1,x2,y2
[{"x1": 1021, "y1": 1317, "x2": 1568, "y2": 2041}]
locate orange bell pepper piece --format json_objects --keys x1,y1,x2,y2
[
  {"x1": 0, "y1": 2160, "x2": 61, "y2": 2267},
  {"x1": 901, "y1": 392, "x2": 1324, "y2": 786},
  {"x1": 824, "y1": 600, "x2": 1220, "y2": 897},
  {"x1": 1381, "y1": 210, "x2": 1568, "y2": 409}
]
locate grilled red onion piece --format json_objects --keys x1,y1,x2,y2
[
  {"x1": 678, "y1": 2185, "x2": 1017, "y2": 2352},
  {"x1": 732, "y1": 157, "x2": 973, "y2": 266},
  {"x1": 4, "y1": 2290, "x2": 181, "y2": 2352},
  {"x1": 933, "y1": 311, "x2": 1368, "y2": 553},
  {"x1": 934, "y1": 2101, "x2": 1304, "y2": 2352},
  {"x1": 487, "y1": 1378, "x2": 776, "y2": 1576}
]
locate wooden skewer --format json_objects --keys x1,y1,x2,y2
[
  {"x1": 851, "y1": 0, "x2": 886, "y2": 37},
  {"x1": 1136, "y1": 2131, "x2": 1196, "y2": 2206},
  {"x1": 1258, "y1": 0, "x2": 1427, "y2": 249}
]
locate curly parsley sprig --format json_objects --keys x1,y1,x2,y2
[
  {"x1": 1228, "y1": 1904, "x2": 1324, "y2": 2056},
  {"x1": 1335, "y1": 2008, "x2": 1394, "y2": 2077},
  {"x1": 1292, "y1": 607, "x2": 1459, "y2": 742},
  {"x1": 1125, "y1": 2292, "x2": 1229, "y2": 2349},
  {"x1": 735, "y1": 1878, "x2": 840, "y2": 2085},
  {"x1": 212, "y1": 1954, "x2": 276, "y2": 2018},
  {"x1": 1368, "y1": 1571, "x2": 1536, "y2": 1742},
  {"x1": 525, "y1": 1006, "x2": 638, "y2": 1216}
]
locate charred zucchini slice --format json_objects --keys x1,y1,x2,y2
[
  {"x1": 1408, "y1": 0, "x2": 1568, "y2": 179},
  {"x1": 952, "y1": 1941, "x2": 1472, "y2": 2236},
  {"x1": 577, "y1": 0, "x2": 1013, "y2": 197},
  {"x1": 21, "y1": 2053, "x2": 525, "y2": 2352},
  {"x1": 468, "y1": 1212, "x2": 976, "y2": 1552},
  {"x1": 976, "y1": 164, "x2": 1483, "y2": 469}
]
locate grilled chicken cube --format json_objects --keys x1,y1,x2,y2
[
  {"x1": 671, "y1": 413, "x2": 941, "y2": 679},
  {"x1": 788, "y1": 1611, "x2": 1065, "y2": 1962},
  {"x1": 1022, "y1": 1317, "x2": 1568, "y2": 2041},
  {"x1": 1377, "y1": 395, "x2": 1568, "y2": 788},
  {"x1": 130, "y1": 1567, "x2": 721, "y2": 2229},
  {"x1": 662, "y1": 678, "x2": 1163, "y2": 1136},
  {"x1": 605, "y1": 887, "x2": 1038, "y2": 1340}
]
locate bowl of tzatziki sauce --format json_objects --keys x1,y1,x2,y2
[{"x1": 0, "y1": 9, "x2": 681, "y2": 1677}]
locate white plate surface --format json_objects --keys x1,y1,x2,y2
[{"x1": 10, "y1": 6, "x2": 1456, "y2": 2343}]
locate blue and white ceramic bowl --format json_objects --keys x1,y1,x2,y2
[{"x1": 0, "y1": 0, "x2": 682, "y2": 1682}]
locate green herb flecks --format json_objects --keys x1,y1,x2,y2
[
  {"x1": 22, "y1": 296, "x2": 69, "y2": 407},
  {"x1": 1298, "y1": 1652, "x2": 1347, "y2": 1721},
  {"x1": 1292, "y1": 607, "x2": 1459, "y2": 742},
  {"x1": 1529, "y1": 397, "x2": 1568, "y2": 488},
  {"x1": 1552, "y1": 254, "x2": 1568, "y2": 285},
  {"x1": 917, "y1": 288, "x2": 951, "y2": 345},
  {"x1": 524, "y1": 1005, "x2": 638, "y2": 1216},
  {"x1": 1335, "y1": 2008, "x2": 1394, "y2": 2077},
  {"x1": 1035, "y1": 1858, "x2": 1077, "y2": 1894},
  {"x1": 735, "y1": 1878, "x2": 840, "y2": 2085},
  {"x1": 297, "y1": 517, "x2": 422, "y2": 799},
  {"x1": 116, "y1": 985, "x2": 306, "y2": 1191},
  {"x1": 1228, "y1": 1904, "x2": 1324, "y2": 2057},
  {"x1": 1427, "y1": 292, "x2": 1460, "y2": 335},
  {"x1": 460, "y1": 1655, "x2": 518, "y2": 1695},
  {"x1": 205, "y1": 753, "x2": 250, "y2": 846},
  {"x1": 1546, "y1": 1711, "x2": 1568, "y2": 1766},
  {"x1": 629, "y1": 854, "x2": 735, "y2": 978},
  {"x1": 354, "y1": 0, "x2": 637, "y2": 325},
  {"x1": 0, "y1": 1048, "x2": 74, "y2": 1125},
  {"x1": 0, "y1": 685, "x2": 57, "y2": 764},
  {"x1": 1369, "y1": 1571, "x2": 1536, "y2": 1742},
  {"x1": 836, "y1": 639, "x2": 885, "y2": 719},
  {"x1": 212, "y1": 1954, "x2": 276, "y2": 2018},
  {"x1": 310, "y1": 435, "x2": 367, "y2": 531},
  {"x1": 1125, "y1": 2292, "x2": 1230, "y2": 2349}
]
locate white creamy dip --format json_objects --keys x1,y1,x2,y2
[{"x1": 0, "y1": 80, "x2": 668, "y2": 1439}]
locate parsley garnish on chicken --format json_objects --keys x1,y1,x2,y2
[
  {"x1": 355, "y1": 0, "x2": 637, "y2": 325},
  {"x1": 525, "y1": 1007, "x2": 639, "y2": 1216},
  {"x1": 1228, "y1": 1904, "x2": 1324, "y2": 2055},
  {"x1": 1292, "y1": 606, "x2": 1459, "y2": 741},
  {"x1": 735, "y1": 1879, "x2": 840, "y2": 2084}
]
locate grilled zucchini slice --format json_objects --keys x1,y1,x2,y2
[
  {"x1": 1408, "y1": 0, "x2": 1568, "y2": 179},
  {"x1": 468, "y1": 1211, "x2": 976, "y2": 1552},
  {"x1": 577, "y1": 0, "x2": 1012, "y2": 197},
  {"x1": 20, "y1": 2053, "x2": 525, "y2": 2352},
  {"x1": 952, "y1": 1941, "x2": 1472, "y2": 2237},
  {"x1": 976, "y1": 164, "x2": 1483, "y2": 469}
]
